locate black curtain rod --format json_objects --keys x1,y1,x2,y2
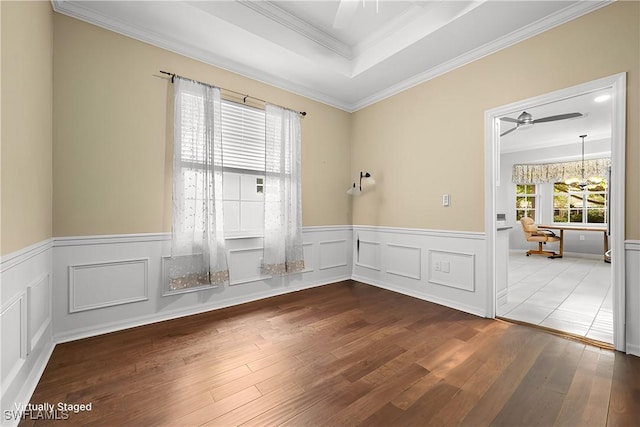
[{"x1": 159, "y1": 71, "x2": 307, "y2": 117}]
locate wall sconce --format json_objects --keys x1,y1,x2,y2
[{"x1": 347, "y1": 171, "x2": 375, "y2": 196}]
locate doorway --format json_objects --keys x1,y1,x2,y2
[{"x1": 484, "y1": 73, "x2": 627, "y2": 351}]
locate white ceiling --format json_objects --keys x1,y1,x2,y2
[
  {"x1": 52, "y1": 0, "x2": 610, "y2": 112},
  {"x1": 499, "y1": 87, "x2": 612, "y2": 156}
]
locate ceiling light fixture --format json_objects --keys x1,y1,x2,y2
[{"x1": 565, "y1": 134, "x2": 600, "y2": 189}]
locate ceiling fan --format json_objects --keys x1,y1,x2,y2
[{"x1": 500, "y1": 111, "x2": 583, "y2": 137}]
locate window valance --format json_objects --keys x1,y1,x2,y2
[{"x1": 512, "y1": 158, "x2": 611, "y2": 184}]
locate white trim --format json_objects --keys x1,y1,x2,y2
[
  {"x1": 68, "y1": 258, "x2": 150, "y2": 313},
  {"x1": 54, "y1": 275, "x2": 349, "y2": 344},
  {"x1": 350, "y1": 1, "x2": 611, "y2": 111},
  {"x1": 484, "y1": 72, "x2": 627, "y2": 352},
  {"x1": 0, "y1": 292, "x2": 28, "y2": 392},
  {"x1": 353, "y1": 275, "x2": 485, "y2": 318},
  {"x1": 301, "y1": 242, "x2": 315, "y2": 273},
  {"x1": 52, "y1": 0, "x2": 609, "y2": 113},
  {"x1": 228, "y1": 247, "x2": 272, "y2": 286},
  {"x1": 52, "y1": 226, "x2": 349, "y2": 246},
  {"x1": 0, "y1": 239, "x2": 53, "y2": 273},
  {"x1": 302, "y1": 225, "x2": 352, "y2": 233},
  {"x1": 385, "y1": 244, "x2": 422, "y2": 280},
  {"x1": 355, "y1": 240, "x2": 381, "y2": 271},
  {"x1": 50, "y1": 0, "x2": 353, "y2": 112},
  {"x1": 318, "y1": 239, "x2": 349, "y2": 270},
  {"x1": 625, "y1": 240, "x2": 640, "y2": 251},
  {"x1": 427, "y1": 249, "x2": 476, "y2": 292},
  {"x1": 55, "y1": 233, "x2": 169, "y2": 246},
  {"x1": 5, "y1": 338, "x2": 56, "y2": 427},
  {"x1": 353, "y1": 225, "x2": 484, "y2": 240},
  {"x1": 238, "y1": 0, "x2": 352, "y2": 59},
  {"x1": 27, "y1": 274, "x2": 52, "y2": 353}
]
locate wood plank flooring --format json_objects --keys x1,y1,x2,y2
[{"x1": 20, "y1": 281, "x2": 640, "y2": 426}]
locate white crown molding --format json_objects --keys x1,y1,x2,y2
[
  {"x1": 350, "y1": 0, "x2": 611, "y2": 112},
  {"x1": 51, "y1": 0, "x2": 611, "y2": 113},
  {"x1": 239, "y1": 0, "x2": 353, "y2": 59},
  {"x1": 50, "y1": 0, "x2": 353, "y2": 112}
]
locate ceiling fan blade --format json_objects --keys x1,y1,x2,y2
[
  {"x1": 500, "y1": 127, "x2": 518, "y2": 137},
  {"x1": 333, "y1": 0, "x2": 360, "y2": 28},
  {"x1": 533, "y1": 112, "x2": 583, "y2": 123},
  {"x1": 500, "y1": 117, "x2": 523, "y2": 124}
]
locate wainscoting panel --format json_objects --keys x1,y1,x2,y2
[
  {"x1": 0, "y1": 241, "x2": 54, "y2": 426},
  {"x1": 319, "y1": 239, "x2": 348, "y2": 270},
  {"x1": 625, "y1": 240, "x2": 640, "y2": 356},
  {"x1": 68, "y1": 259, "x2": 149, "y2": 313},
  {"x1": 427, "y1": 249, "x2": 475, "y2": 292},
  {"x1": 352, "y1": 226, "x2": 487, "y2": 317},
  {"x1": 1, "y1": 293, "x2": 27, "y2": 387},
  {"x1": 228, "y1": 247, "x2": 271, "y2": 286},
  {"x1": 302, "y1": 243, "x2": 314, "y2": 273},
  {"x1": 52, "y1": 227, "x2": 352, "y2": 343},
  {"x1": 386, "y1": 244, "x2": 421, "y2": 280},
  {"x1": 28, "y1": 274, "x2": 51, "y2": 351},
  {"x1": 356, "y1": 240, "x2": 381, "y2": 271}
]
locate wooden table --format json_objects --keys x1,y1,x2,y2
[{"x1": 538, "y1": 225, "x2": 608, "y2": 261}]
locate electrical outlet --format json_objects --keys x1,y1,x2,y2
[
  {"x1": 434, "y1": 261, "x2": 441, "y2": 272},
  {"x1": 580, "y1": 235, "x2": 585, "y2": 241},
  {"x1": 442, "y1": 194, "x2": 450, "y2": 207}
]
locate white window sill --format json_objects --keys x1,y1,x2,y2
[{"x1": 225, "y1": 233, "x2": 264, "y2": 240}]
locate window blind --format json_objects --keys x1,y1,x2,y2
[{"x1": 221, "y1": 100, "x2": 266, "y2": 172}]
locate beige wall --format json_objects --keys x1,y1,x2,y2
[
  {"x1": 52, "y1": 14, "x2": 351, "y2": 237},
  {"x1": 351, "y1": 1, "x2": 639, "y2": 238},
  {"x1": 1, "y1": 1, "x2": 53, "y2": 255},
  {"x1": 14, "y1": 2, "x2": 639, "y2": 241}
]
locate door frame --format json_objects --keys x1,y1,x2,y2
[{"x1": 484, "y1": 73, "x2": 627, "y2": 352}]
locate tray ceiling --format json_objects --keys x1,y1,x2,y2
[{"x1": 52, "y1": 0, "x2": 609, "y2": 112}]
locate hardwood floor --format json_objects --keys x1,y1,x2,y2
[{"x1": 21, "y1": 281, "x2": 639, "y2": 426}]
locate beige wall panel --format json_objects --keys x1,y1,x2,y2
[
  {"x1": 53, "y1": 14, "x2": 351, "y2": 237},
  {"x1": 351, "y1": 1, "x2": 639, "y2": 237},
  {"x1": 1, "y1": 1, "x2": 53, "y2": 255}
]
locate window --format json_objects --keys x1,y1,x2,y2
[
  {"x1": 553, "y1": 179, "x2": 608, "y2": 224},
  {"x1": 220, "y1": 100, "x2": 266, "y2": 236},
  {"x1": 516, "y1": 184, "x2": 537, "y2": 221},
  {"x1": 176, "y1": 96, "x2": 267, "y2": 237},
  {"x1": 221, "y1": 100, "x2": 265, "y2": 172}
]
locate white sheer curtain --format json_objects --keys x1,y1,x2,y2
[
  {"x1": 261, "y1": 104, "x2": 304, "y2": 275},
  {"x1": 169, "y1": 77, "x2": 229, "y2": 292}
]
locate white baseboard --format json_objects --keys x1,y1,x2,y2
[
  {"x1": 55, "y1": 274, "x2": 349, "y2": 344},
  {"x1": 353, "y1": 274, "x2": 486, "y2": 317},
  {"x1": 4, "y1": 338, "x2": 56, "y2": 427}
]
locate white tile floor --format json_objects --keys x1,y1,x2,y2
[{"x1": 497, "y1": 252, "x2": 613, "y2": 344}]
